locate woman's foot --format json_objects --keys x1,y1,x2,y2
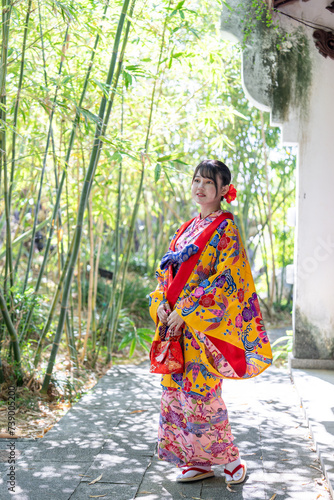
[
  {"x1": 176, "y1": 465, "x2": 214, "y2": 482},
  {"x1": 224, "y1": 458, "x2": 247, "y2": 484}
]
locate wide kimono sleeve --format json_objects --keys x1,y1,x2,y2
[
  {"x1": 174, "y1": 219, "x2": 272, "y2": 376},
  {"x1": 149, "y1": 264, "x2": 167, "y2": 325}
]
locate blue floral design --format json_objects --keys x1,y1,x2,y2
[
  {"x1": 200, "y1": 279, "x2": 210, "y2": 288},
  {"x1": 209, "y1": 234, "x2": 220, "y2": 248}
]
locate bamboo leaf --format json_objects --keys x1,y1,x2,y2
[
  {"x1": 92, "y1": 78, "x2": 110, "y2": 97},
  {"x1": 155, "y1": 163, "x2": 161, "y2": 183},
  {"x1": 118, "y1": 331, "x2": 134, "y2": 351},
  {"x1": 129, "y1": 337, "x2": 136, "y2": 357},
  {"x1": 175, "y1": 0, "x2": 185, "y2": 9},
  {"x1": 77, "y1": 107, "x2": 100, "y2": 125},
  {"x1": 88, "y1": 474, "x2": 103, "y2": 485},
  {"x1": 137, "y1": 328, "x2": 154, "y2": 335},
  {"x1": 158, "y1": 152, "x2": 186, "y2": 162},
  {"x1": 109, "y1": 152, "x2": 123, "y2": 162},
  {"x1": 138, "y1": 337, "x2": 150, "y2": 352}
]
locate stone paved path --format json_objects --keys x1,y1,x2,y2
[{"x1": 0, "y1": 362, "x2": 331, "y2": 500}]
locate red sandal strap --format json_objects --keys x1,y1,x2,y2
[
  {"x1": 224, "y1": 463, "x2": 244, "y2": 477},
  {"x1": 182, "y1": 467, "x2": 210, "y2": 475}
]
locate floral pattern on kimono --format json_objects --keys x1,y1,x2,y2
[
  {"x1": 149, "y1": 211, "x2": 272, "y2": 398},
  {"x1": 158, "y1": 385, "x2": 239, "y2": 467}
]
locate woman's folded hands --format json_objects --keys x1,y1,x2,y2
[{"x1": 157, "y1": 303, "x2": 184, "y2": 338}]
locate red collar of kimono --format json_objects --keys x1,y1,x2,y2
[{"x1": 166, "y1": 211, "x2": 234, "y2": 308}]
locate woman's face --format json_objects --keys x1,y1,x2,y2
[{"x1": 191, "y1": 172, "x2": 228, "y2": 208}]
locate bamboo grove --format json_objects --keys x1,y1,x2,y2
[{"x1": 0, "y1": 0, "x2": 296, "y2": 390}]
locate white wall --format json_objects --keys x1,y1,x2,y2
[{"x1": 280, "y1": 0, "x2": 334, "y2": 359}]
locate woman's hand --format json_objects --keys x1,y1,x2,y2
[
  {"x1": 157, "y1": 302, "x2": 171, "y2": 324},
  {"x1": 167, "y1": 310, "x2": 184, "y2": 336}
]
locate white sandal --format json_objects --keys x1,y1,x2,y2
[
  {"x1": 224, "y1": 460, "x2": 247, "y2": 484},
  {"x1": 176, "y1": 466, "x2": 215, "y2": 482}
]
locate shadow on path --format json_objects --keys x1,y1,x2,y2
[{"x1": 0, "y1": 363, "x2": 331, "y2": 500}]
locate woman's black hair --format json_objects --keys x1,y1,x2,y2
[{"x1": 192, "y1": 159, "x2": 231, "y2": 200}]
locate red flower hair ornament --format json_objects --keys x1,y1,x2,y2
[{"x1": 223, "y1": 184, "x2": 237, "y2": 203}]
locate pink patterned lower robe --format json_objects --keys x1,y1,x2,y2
[{"x1": 158, "y1": 377, "x2": 239, "y2": 468}]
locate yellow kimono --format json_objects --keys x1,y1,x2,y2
[{"x1": 149, "y1": 210, "x2": 272, "y2": 398}]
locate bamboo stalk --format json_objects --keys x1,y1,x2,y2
[
  {"x1": 76, "y1": 160, "x2": 82, "y2": 346},
  {"x1": 1, "y1": 0, "x2": 13, "y2": 294},
  {"x1": 102, "y1": 93, "x2": 126, "y2": 364},
  {"x1": 41, "y1": 0, "x2": 132, "y2": 393},
  {"x1": 19, "y1": 24, "x2": 69, "y2": 340},
  {"x1": 66, "y1": 306, "x2": 77, "y2": 365},
  {"x1": 91, "y1": 208, "x2": 104, "y2": 358},
  {"x1": 86, "y1": 0, "x2": 136, "y2": 192},
  {"x1": 143, "y1": 189, "x2": 150, "y2": 272},
  {"x1": 254, "y1": 190, "x2": 271, "y2": 314},
  {"x1": 10, "y1": 0, "x2": 32, "y2": 209},
  {"x1": 0, "y1": 287, "x2": 22, "y2": 382},
  {"x1": 279, "y1": 173, "x2": 286, "y2": 306},
  {"x1": 22, "y1": 25, "x2": 70, "y2": 295},
  {"x1": 33, "y1": 235, "x2": 75, "y2": 368},
  {"x1": 80, "y1": 193, "x2": 94, "y2": 362},
  {"x1": 38, "y1": 0, "x2": 48, "y2": 91}
]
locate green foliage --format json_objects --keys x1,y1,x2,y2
[
  {"x1": 272, "y1": 330, "x2": 293, "y2": 363},
  {"x1": 223, "y1": 0, "x2": 287, "y2": 48},
  {"x1": 0, "y1": 0, "x2": 295, "y2": 385},
  {"x1": 117, "y1": 274, "x2": 156, "y2": 328},
  {"x1": 9, "y1": 286, "x2": 46, "y2": 341},
  {"x1": 117, "y1": 317, "x2": 153, "y2": 357}
]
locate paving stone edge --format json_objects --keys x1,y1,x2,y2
[{"x1": 289, "y1": 363, "x2": 334, "y2": 500}]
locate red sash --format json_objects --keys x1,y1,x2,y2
[
  {"x1": 166, "y1": 212, "x2": 234, "y2": 308},
  {"x1": 165, "y1": 211, "x2": 247, "y2": 378}
]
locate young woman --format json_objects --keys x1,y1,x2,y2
[{"x1": 149, "y1": 159, "x2": 272, "y2": 483}]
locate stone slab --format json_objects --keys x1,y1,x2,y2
[
  {"x1": 83, "y1": 452, "x2": 152, "y2": 484},
  {"x1": 201, "y1": 477, "x2": 266, "y2": 500},
  {"x1": 70, "y1": 481, "x2": 138, "y2": 500},
  {"x1": 102, "y1": 430, "x2": 157, "y2": 457},
  {"x1": 0, "y1": 461, "x2": 90, "y2": 500},
  {"x1": 137, "y1": 478, "x2": 202, "y2": 500},
  {"x1": 136, "y1": 456, "x2": 202, "y2": 500},
  {"x1": 261, "y1": 472, "x2": 332, "y2": 500},
  {"x1": 19, "y1": 436, "x2": 105, "y2": 462},
  {"x1": 40, "y1": 407, "x2": 125, "y2": 439}
]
